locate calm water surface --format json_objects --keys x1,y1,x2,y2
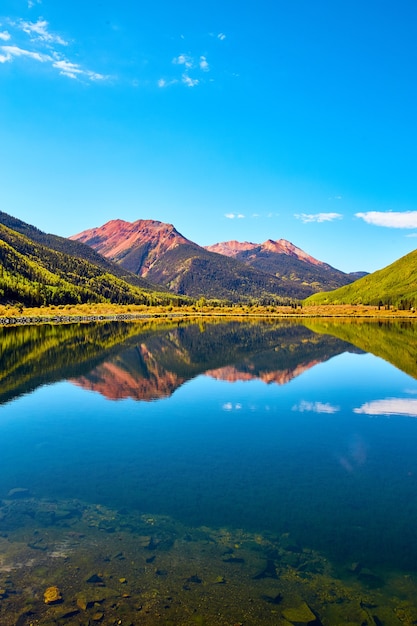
[{"x1": 1, "y1": 318, "x2": 417, "y2": 625}]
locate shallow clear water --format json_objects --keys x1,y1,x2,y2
[{"x1": 1, "y1": 318, "x2": 417, "y2": 625}]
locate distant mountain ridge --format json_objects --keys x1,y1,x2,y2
[
  {"x1": 206, "y1": 239, "x2": 366, "y2": 286},
  {"x1": 71, "y1": 218, "x2": 363, "y2": 301},
  {"x1": 205, "y1": 238, "x2": 325, "y2": 266}
]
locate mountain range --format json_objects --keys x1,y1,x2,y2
[
  {"x1": 71, "y1": 218, "x2": 364, "y2": 302},
  {"x1": 0, "y1": 210, "x2": 415, "y2": 308}
]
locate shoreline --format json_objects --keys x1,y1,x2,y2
[{"x1": 0, "y1": 304, "x2": 416, "y2": 326}]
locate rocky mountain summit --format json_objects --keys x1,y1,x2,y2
[{"x1": 71, "y1": 218, "x2": 362, "y2": 301}]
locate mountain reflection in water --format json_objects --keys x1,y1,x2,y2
[{"x1": 0, "y1": 319, "x2": 362, "y2": 404}]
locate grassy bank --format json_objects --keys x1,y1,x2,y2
[{"x1": 0, "y1": 302, "x2": 416, "y2": 325}]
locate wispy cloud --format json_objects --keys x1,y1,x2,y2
[
  {"x1": 0, "y1": 45, "x2": 49, "y2": 64},
  {"x1": 52, "y1": 59, "x2": 107, "y2": 81},
  {"x1": 17, "y1": 18, "x2": 68, "y2": 46},
  {"x1": 218, "y1": 33, "x2": 226, "y2": 41},
  {"x1": 292, "y1": 400, "x2": 340, "y2": 414},
  {"x1": 354, "y1": 398, "x2": 417, "y2": 417},
  {"x1": 0, "y1": 16, "x2": 108, "y2": 82},
  {"x1": 295, "y1": 212, "x2": 343, "y2": 224},
  {"x1": 28, "y1": 0, "x2": 42, "y2": 8},
  {"x1": 355, "y1": 211, "x2": 417, "y2": 229},
  {"x1": 225, "y1": 213, "x2": 245, "y2": 219}
]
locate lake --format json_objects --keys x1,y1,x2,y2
[{"x1": 1, "y1": 318, "x2": 417, "y2": 625}]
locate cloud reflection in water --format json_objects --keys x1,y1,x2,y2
[{"x1": 354, "y1": 398, "x2": 417, "y2": 417}]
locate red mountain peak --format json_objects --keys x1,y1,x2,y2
[{"x1": 70, "y1": 218, "x2": 192, "y2": 274}]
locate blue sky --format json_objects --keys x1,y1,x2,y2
[{"x1": 1, "y1": 0, "x2": 417, "y2": 273}]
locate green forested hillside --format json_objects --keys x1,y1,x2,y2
[
  {"x1": 305, "y1": 248, "x2": 417, "y2": 309},
  {"x1": 0, "y1": 223, "x2": 184, "y2": 307},
  {"x1": 0, "y1": 211, "x2": 157, "y2": 291}
]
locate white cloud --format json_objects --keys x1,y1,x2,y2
[
  {"x1": 182, "y1": 73, "x2": 199, "y2": 87},
  {"x1": 0, "y1": 45, "x2": 50, "y2": 63},
  {"x1": 52, "y1": 59, "x2": 107, "y2": 81},
  {"x1": 354, "y1": 398, "x2": 417, "y2": 417},
  {"x1": 199, "y1": 55, "x2": 209, "y2": 71},
  {"x1": 406, "y1": 233, "x2": 417, "y2": 238},
  {"x1": 18, "y1": 18, "x2": 68, "y2": 46},
  {"x1": 292, "y1": 400, "x2": 340, "y2": 414},
  {"x1": 172, "y1": 54, "x2": 193, "y2": 69},
  {"x1": 0, "y1": 43, "x2": 108, "y2": 81},
  {"x1": 218, "y1": 33, "x2": 226, "y2": 41},
  {"x1": 355, "y1": 211, "x2": 417, "y2": 229},
  {"x1": 28, "y1": 0, "x2": 42, "y2": 7},
  {"x1": 157, "y1": 78, "x2": 166, "y2": 88},
  {"x1": 0, "y1": 14, "x2": 107, "y2": 82},
  {"x1": 295, "y1": 212, "x2": 343, "y2": 223},
  {"x1": 225, "y1": 213, "x2": 245, "y2": 219}
]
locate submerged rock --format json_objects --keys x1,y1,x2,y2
[
  {"x1": 43, "y1": 586, "x2": 63, "y2": 605},
  {"x1": 186, "y1": 574, "x2": 202, "y2": 584},
  {"x1": 262, "y1": 593, "x2": 283, "y2": 605},
  {"x1": 222, "y1": 556, "x2": 245, "y2": 564},
  {"x1": 76, "y1": 593, "x2": 88, "y2": 611},
  {"x1": 7, "y1": 488, "x2": 30, "y2": 500},
  {"x1": 282, "y1": 601, "x2": 321, "y2": 625},
  {"x1": 214, "y1": 576, "x2": 226, "y2": 584},
  {"x1": 86, "y1": 573, "x2": 104, "y2": 584},
  {"x1": 92, "y1": 611, "x2": 104, "y2": 621}
]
